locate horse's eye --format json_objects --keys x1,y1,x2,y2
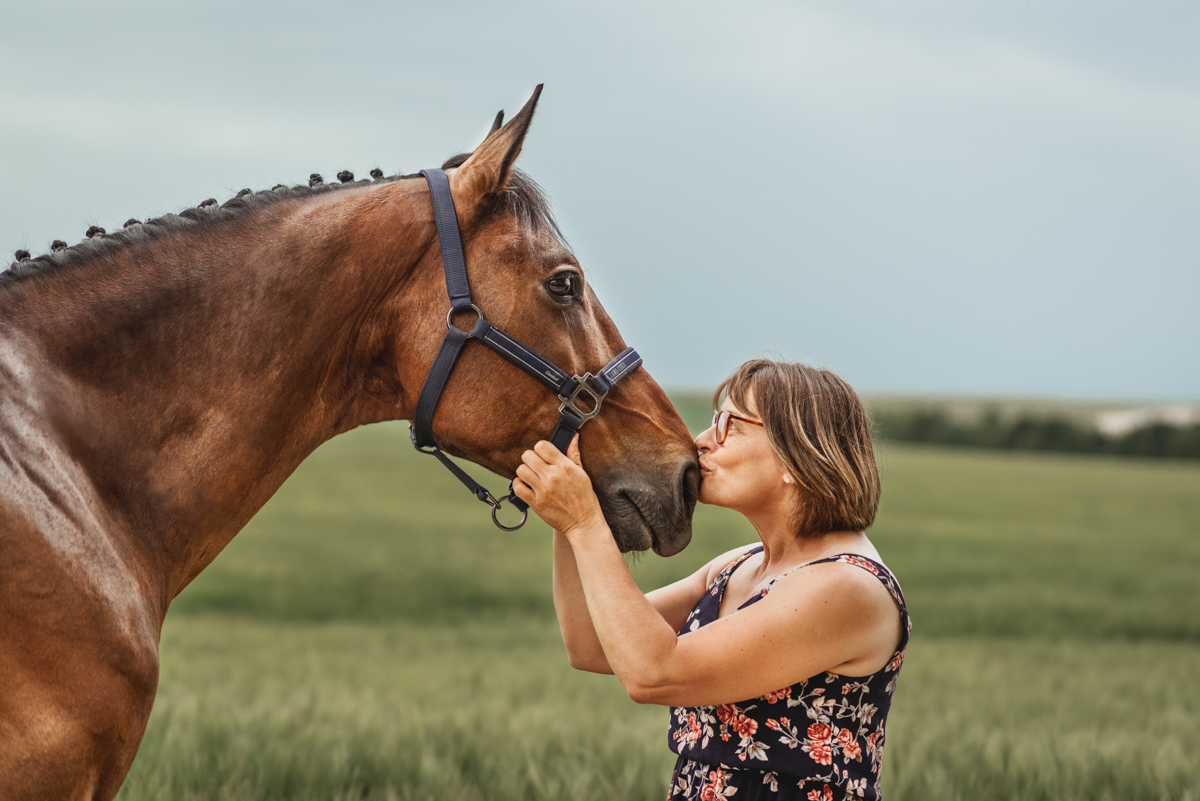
[{"x1": 547, "y1": 273, "x2": 577, "y2": 299}]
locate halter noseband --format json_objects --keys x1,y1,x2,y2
[{"x1": 409, "y1": 168, "x2": 642, "y2": 531}]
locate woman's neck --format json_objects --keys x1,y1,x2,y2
[{"x1": 747, "y1": 511, "x2": 870, "y2": 575}]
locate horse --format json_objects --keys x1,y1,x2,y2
[{"x1": 0, "y1": 87, "x2": 699, "y2": 801}]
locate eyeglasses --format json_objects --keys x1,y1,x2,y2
[{"x1": 712, "y1": 409, "x2": 765, "y2": 445}]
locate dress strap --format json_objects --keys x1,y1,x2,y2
[
  {"x1": 706, "y1": 545, "x2": 763, "y2": 594},
  {"x1": 727, "y1": 545, "x2": 764, "y2": 576},
  {"x1": 755, "y1": 553, "x2": 907, "y2": 617}
]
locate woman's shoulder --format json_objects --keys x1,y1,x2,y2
[{"x1": 763, "y1": 551, "x2": 903, "y2": 615}]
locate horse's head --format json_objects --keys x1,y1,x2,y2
[{"x1": 389, "y1": 88, "x2": 697, "y2": 555}]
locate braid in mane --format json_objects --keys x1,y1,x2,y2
[
  {"x1": 4, "y1": 155, "x2": 566, "y2": 286},
  {"x1": 2, "y1": 169, "x2": 406, "y2": 286}
]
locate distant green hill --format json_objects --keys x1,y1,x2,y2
[{"x1": 667, "y1": 390, "x2": 1200, "y2": 460}]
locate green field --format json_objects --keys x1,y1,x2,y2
[{"x1": 116, "y1": 417, "x2": 1200, "y2": 801}]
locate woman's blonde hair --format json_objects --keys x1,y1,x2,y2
[{"x1": 714, "y1": 359, "x2": 880, "y2": 536}]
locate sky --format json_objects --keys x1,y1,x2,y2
[{"x1": 2, "y1": 0, "x2": 1197, "y2": 400}]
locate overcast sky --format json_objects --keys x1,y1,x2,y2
[{"x1": 3, "y1": 0, "x2": 1196, "y2": 399}]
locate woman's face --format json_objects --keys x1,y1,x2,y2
[{"x1": 695, "y1": 394, "x2": 793, "y2": 516}]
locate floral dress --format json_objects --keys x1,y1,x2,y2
[{"x1": 667, "y1": 548, "x2": 910, "y2": 801}]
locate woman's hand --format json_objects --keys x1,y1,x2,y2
[{"x1": 512, "y1": 436, "x2": 607, "y2": 537}]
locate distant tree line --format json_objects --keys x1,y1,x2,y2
[{"x1": 871, "y1": 408, "x2": 1200, "y2": 460}]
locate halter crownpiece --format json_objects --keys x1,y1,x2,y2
[{"x1": 410, "y1": 168, "x2": 642, "y2": 531}]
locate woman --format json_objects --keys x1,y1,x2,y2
[{"x1": 513, "y1": 359, "x2": 910, "y2": 800}]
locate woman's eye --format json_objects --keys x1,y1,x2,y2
[{"x1": 547, "y1": 273, "x2": 577, "y2": 298}]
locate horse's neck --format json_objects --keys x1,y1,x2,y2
[{"x1": 2, "y1": 184, "x2": 432, "y2": 604}]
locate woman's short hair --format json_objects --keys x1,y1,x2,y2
[{"x1": 714, "y1": 359, "x2": 880, "y2": 536}]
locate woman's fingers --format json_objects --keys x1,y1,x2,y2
[
  {"x1": 533, "y1": 439, "x2": 571, "y2": 464},
  {"x1": 517, "y1": 446, "x2": 559, "y2": 492},
  {"x1": 511, "y1": 476, "x2": 532, "y2": 502},
  {"x1": 515, "y1": 463, "x2": 540, "y2": 494},
  {"x1": 519, "y1": 449, "x2": 550, "y2": 485},
  {"x1": 513, "y1": 438, "x2": 601, "y2": 534},
  {"x1": 521, "y1": 440, "x2": 575, "y2": 481}
]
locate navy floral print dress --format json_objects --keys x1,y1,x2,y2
[{"x1": 667, "y1": 548, "x2": 910, "y2": 801}]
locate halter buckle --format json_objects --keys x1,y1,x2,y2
[{"x1": 558, "y1": 372, "x2": 607, "y2": 423}]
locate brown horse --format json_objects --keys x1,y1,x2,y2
[{"x1": 0, "y1": 88, "x2": 698, "y2": 800}]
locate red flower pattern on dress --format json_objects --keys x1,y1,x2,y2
[
  {"x1": 843, "y1": 555, "x2": 879, "y2": 574},
  {"x1": 733, "y1": 716, "x2": 758, "y2": 739},
  {"x1": 667, "y1": 552, "x2": 910, "y2": 801},
  {"x1": 763, "y1": 687, "x2": 792, "y2": 704},
  {"x1": 837, "y1": 727, "x2": 863, "y2": 762},
  {"x1": 699, "y1": 767, "x2": 738, "y2": 800},
  {"x1": 804, "y1": 723, "x2": 834, "y2": 765},
  {"x1": 865, "y1": 730, "x2": 886, "y2": 768}
]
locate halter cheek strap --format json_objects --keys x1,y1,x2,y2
[{"x1": 410, "y1": 168, "x2": 643, "y2": 531}]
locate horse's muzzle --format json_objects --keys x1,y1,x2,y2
[{"x1": 597, "y1": 457, "x2": 698, "y2": 556}]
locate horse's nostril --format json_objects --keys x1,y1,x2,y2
[{"x1": 679, "y1": 460, "x2": 700, "y2": 506}]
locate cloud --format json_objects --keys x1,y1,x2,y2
[{"x1": 685, "y1": 1, "x2": 1200, "y2": 157}]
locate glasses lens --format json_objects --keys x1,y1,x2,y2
[{"x1": 713, "y1": 410, "x2": 729, "y2": 444}]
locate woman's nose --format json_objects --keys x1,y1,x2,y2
[{"x1": 695, "y1": 425, "x2": 716, "y2": 452}]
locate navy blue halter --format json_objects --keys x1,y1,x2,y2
[{"x1": 410, "y1": 168, "x2": 643, "y2": 531}]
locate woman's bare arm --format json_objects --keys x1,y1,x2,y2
[
  {"x1": 565, "y1": 524, "x2": 898, "y2": 706},
  {"x1": 553, "y1": 530, "x2": 752, "y2": 674},
  {"x1": 553, "y1": 530, "x2": 611, "y2": 672}
]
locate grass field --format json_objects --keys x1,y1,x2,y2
[{"x1": 116, "y1": 415, "x2": 1200, "y2": 801}]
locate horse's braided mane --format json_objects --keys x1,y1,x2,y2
[{"x1": 2, "y1": 154, "x2": 564, "y2": 288}]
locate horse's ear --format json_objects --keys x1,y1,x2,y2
[
  {"x1": 488, "y1": 110, "x2": 505, "y2": 137},
  {"x1": 450, "y1": 85, "x2": 541, "y2": 214}
]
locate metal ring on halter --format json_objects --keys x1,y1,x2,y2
[
  {"x1": 446, "y1": 304, "x2": 484, "y2": 336},
  {"x1": 490, "y1": 494, "x2": 529, "y2": 531},
  {"x1": 557, "y1": 372, "x2": 607, "y2": 423}
]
